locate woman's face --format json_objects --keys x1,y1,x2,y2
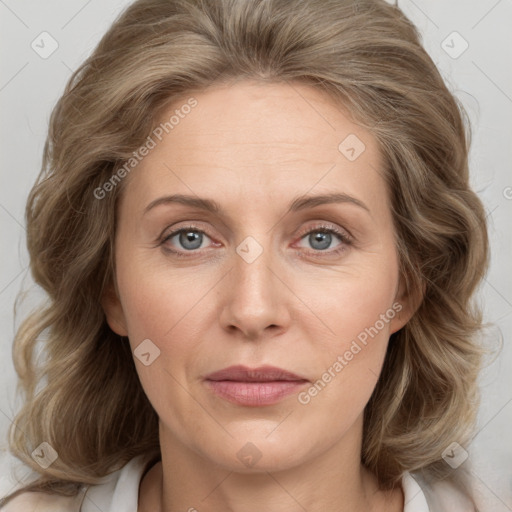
[{"x1": 104, "y1": 79, "x2": 411, "y2": 472}]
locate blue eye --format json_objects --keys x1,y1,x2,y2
[
  {"x1": 294, "y1": 224, "x2": 353, "y2": 257},
  {"x1": 159, "y1": 223, "x2": 352, "y2": 258},
  {"x1": 162, "y1": 228, "x2": 210, "y2": 252},
  {"x1": 301, "y1": 230, "x2": 340, "y2": 251}
]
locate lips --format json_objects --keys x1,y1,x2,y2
[
  {"x1": 204, "y1": 365, "x2": 308, "y2": 382},
  {"x1": 203, "y1": 365, "x2": 309, "y2": 406}
]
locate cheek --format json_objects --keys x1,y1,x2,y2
[
  {"x1": 300, "y1": 264, "x2": 399, "y2": 399},
  {"x1": 116, "y1": 248, "x2": 188, "y2": 335},
  {"x1": 312, "y1": 262, "x2": 399, "y2": 344},
  {"x1": 296, "y1": 279, "x2": 397, "y2": 424},
  {"x1": 116, "y1": 267, "x2": 203, "y2": 416},
  {"x1": 116, "y1": 260, "x2": 215, "y2": 370}
]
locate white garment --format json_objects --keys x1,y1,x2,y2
[{"x1": 1, "y1": 454, "x2": 470, "y2": 511}]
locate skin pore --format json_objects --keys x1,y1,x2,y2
[{"x1": 102, "y1": 79, "x2": 415, "y2": 512}]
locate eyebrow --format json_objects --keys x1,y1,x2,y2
[{"x1": 143, "y1": 192, "x2": 370, "y2": 216}]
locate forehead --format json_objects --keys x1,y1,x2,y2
[
  {"x1": 120, "y1": 79, "x2": 387, "y2": 215},
  {"x1": 154, "y1": 79, "x2": 380, "y2": 159}
]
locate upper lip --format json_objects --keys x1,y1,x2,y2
[{"x1": 205, "y1": 365, "x2": 308, "y2": 382}]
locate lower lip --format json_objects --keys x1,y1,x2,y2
[{"x1": 204, "y1": 380, "x2": 308, "y2": 406}]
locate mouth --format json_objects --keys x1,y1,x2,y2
[{"x1": 203, "y1": 365, "x2": 309, "y2": 407}]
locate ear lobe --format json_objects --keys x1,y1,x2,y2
[
  {"x1": 389, "y1": 277, "x2": 425, "y2": 335},
  {"x1": 101, "y1": 283, "x2": 128, "y2": 336}
]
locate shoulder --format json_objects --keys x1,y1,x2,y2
[
  {"x1": 1, "y1": 454, "x2": 156, "y2": 512},
  {"x1": 407, "y1": 471, "x2": 477, "y2": 512},
  {"x1": 1, "y1": 490, "x2": 82, "y2": 512}
]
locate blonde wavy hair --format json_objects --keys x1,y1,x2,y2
[{"x1": 2, "y1": 0, "x2": 489, "y2": 507}]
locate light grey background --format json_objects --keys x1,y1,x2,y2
[{"x1": 0, "y1": 0, "x2": 511, "y2": 509}]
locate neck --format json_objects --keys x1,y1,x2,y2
[{"x1": 138, "y1": 415, "x2": 403, "y2": 512}]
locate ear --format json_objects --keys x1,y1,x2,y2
[
  {"x1": 101, "y1": 282, "x2": 128, "y2": 336},
  {"x1": 388, "y1": 275, "x2": 425, "y2": 335}
]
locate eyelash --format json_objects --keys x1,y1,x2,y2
[{"x1": 159, "y1": 223, "x2": 353, "y2": 259}]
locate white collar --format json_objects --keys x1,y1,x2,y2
[{"x1": 83, "y1": 456, "x2": 431, "y2": 512}]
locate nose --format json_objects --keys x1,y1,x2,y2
[{"x1": 218, "y1": 239, "x2": 292, "y2": 341}]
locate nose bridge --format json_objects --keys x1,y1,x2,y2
[
  {"x1": 233, "y1": 234, "x2": 278, "y2": 310},
  {"x1": 235, "y1": 240, "x2": 273, "y2": 299},
  {"x1": 219, "y1": 233, "x2": 290, "y2": 337}
]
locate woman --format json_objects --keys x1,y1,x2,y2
[{"x1": 0, "y1": 0, "x2": 489, "y2": 510}]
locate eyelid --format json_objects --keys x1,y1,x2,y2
[
  {"x1": 159, "y1": 221, "x2": 213, "y2": 242},
  {"x1": 158, "y1": 223, "x2": 219, "y2": 259},
  {"x1": 291, "y1": 223, "x2": 353, "y2": 258},
  {"x1": 295, "y1": 221, "x2": 353, "y2": 243},
  {"x1": 159, "y1": 221, "x2": 351, "y2": 244},
  {"x1": 159, "y1": 220, "x2": 354, "y2": 260}
]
